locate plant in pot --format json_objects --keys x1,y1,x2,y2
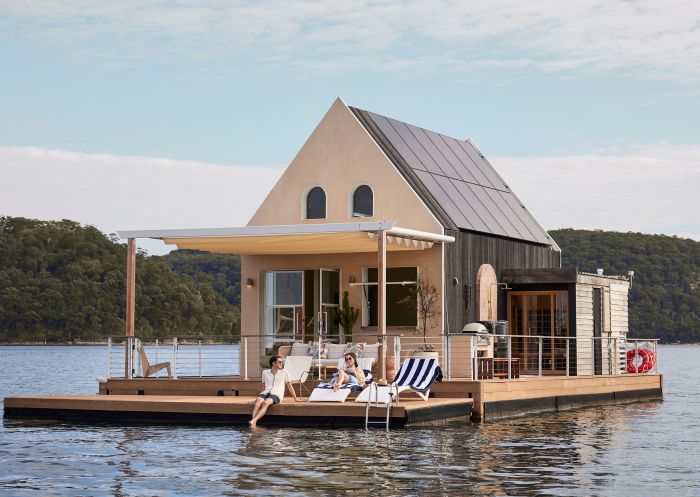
[
  {"x1": 407, "y1": 272, "x2": 439, "y2": 357},
  {"x1": 337, "y1": 291, "x2": 360, "y2": 344}
]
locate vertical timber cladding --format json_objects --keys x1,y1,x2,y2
[{"x1": 444, "y1": 229, "x2": 561, "y2": 332}]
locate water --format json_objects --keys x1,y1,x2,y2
[{"x1": 1, "y1": 345, "x2": 699, "y2": 497}]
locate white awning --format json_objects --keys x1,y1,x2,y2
[{"x1": 117, "y1": 221, "x2": 454, "y2": 255}]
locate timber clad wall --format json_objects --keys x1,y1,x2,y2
[
  {"x1": 444, "y1": 229, "x2": 561, "y2": 333},
  {"x1": 575, "y1": 286, "x2": 595, "y2": 376},
  {"x1": 575, "y1": 278, "x2": 629, "y2": 375}
]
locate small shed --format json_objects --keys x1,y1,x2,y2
[{"x1": 502, "y1": 268, "x2": 630, "y2": 376}]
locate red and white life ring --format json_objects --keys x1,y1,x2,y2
[{"x1": 626, "y1": 348, "x2": 655, "y2": 373}]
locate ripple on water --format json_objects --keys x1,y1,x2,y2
[{"x1": 2, "y1": 345, "x2": 700, "y2": 496}]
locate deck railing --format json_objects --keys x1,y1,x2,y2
[
  {"x1": 452, "y1": 334, "x2": 659, "y2": 381},
  {"x1": 107, "y1": 336, "x2": 241, "y2": 379},
  {"x1": 107, "y1": 333, "x2": 659, "y2": 381}
]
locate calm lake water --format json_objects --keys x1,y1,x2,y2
[{"x1": 1, "y1": 345, "x2": 699, "y2": 497}]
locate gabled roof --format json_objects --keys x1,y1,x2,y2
[{"x1": 351, "y1": 106, "x2": 558, "y2": 249}]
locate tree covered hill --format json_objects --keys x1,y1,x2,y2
[
  {"x1": 0, "y1": 217, "x2": 239, "y2": 342},
  {"x1": 1, "y1": 216, "x2": 697, "y2": 343},
  {"x1": 161, "y1": 250, "x2": 240, "y2": 307},
  {"x1": 550, "y1": 229, "x2": 700, "y2": 343}
]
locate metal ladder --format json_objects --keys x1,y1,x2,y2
[{"x1": 364, "y1": 383, "x2": 397, "y2": 430}]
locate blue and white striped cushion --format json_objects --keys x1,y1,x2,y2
[{"x1": 393, "y1": 358, "x2": 443, "y2": 393}]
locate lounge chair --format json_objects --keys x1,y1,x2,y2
[
  {"x1": 355, "y1": 357, "x2": 442, "y2": 404},
  {"x1": 308, "y1": 366, "x2": 373, "y2": 402},
  {"x1": 282, "y1": 356, "x2": 313, "y2": 397},
  {"x1": 138, "y1": 346, "x2": 172, "y2": 378}
]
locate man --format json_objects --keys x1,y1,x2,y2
[{"x1": 249, "y1": 355, "x2": 301, "y2": 427}]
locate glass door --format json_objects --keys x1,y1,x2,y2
[
  {"x1": 508, "y1": 291, "x2": 569, "y2": 374},
  {"x1": 265, "y1": 271, "x2": 304, "y2": 347},
  {"x1": 319, "y1": 269, "x2": 340, "y2": 341}
]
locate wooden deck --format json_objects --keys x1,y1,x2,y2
[
  {"x1": 3, "y1": 374, "x2": 663, "y2": 426},
  {"x1": 3, "y1": 394, "x2": 472, "y2": 428}
]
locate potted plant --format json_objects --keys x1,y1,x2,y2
[
  {"x1": 337, "y1": 291, "x2": 359, "y2": 344},
  {"x1": 409, "y1": 272, "x2": 439, "y2": 358}
]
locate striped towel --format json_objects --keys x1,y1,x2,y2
[
  {"x1": 394, "y1": 358, "x2": 443, "y2": 393},
  {"x1": 316, "y1": 369, "x2": 372, "y2": 391}
]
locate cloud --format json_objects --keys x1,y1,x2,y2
[
  {"x1": 2, "y1": 143, "x2": 698, "y2": 259},
  {"x1": 0, "y1": 146, "x2": 283, "y2": 255},
  {"x1": 2, "y1": 0, "x2": 699, "y2": 80},
  {"x1": 491, "y1": 143, "x2": 700, "y2": 241}
]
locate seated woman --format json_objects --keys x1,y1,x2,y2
[{"x1": 332, "y1": 352, "x2": 366, "y2": 392}]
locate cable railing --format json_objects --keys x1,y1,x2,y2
[
  {"x1": 106, "y1": 333, "x2": 659, "y2": 382},
  {"x1": 453, "y1": 334, "x2": 659, "y2": 381},
  {"x1": 107, "y1": 336, "x2": 240, "y2": 379}
]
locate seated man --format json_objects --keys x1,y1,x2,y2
[{"x1": 250, "y1": 355, "x2": 301, "y2": 427}]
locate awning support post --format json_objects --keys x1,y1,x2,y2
[
  {"x1": 125, "y1": 238, "x2": 136, "y2": 378},
  {"x1": 378, "y1": 230, "x2": 386, "y2": 379}
]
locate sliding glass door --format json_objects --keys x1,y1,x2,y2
[{"x1": 265, "y1": 271, "x2": 303, "y2": 345}]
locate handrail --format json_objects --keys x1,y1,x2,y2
[{"x1": 106, "y1": 333, "x2": 659, "y2": 381}]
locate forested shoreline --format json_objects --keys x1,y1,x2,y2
[
  {"x1": 1, "y1": 216, "x2": 698, "y2": 343},
  {"x1": 0, "y1": 217, "x2": 239, "y2": 343}
]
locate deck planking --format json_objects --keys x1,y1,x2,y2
[{"x1": 3, "y1": 394, "x2": 473, "y2": 428}]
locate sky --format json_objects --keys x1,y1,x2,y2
[{"x1": 1, "y1": 0, "x2": 699, "y2": 255}]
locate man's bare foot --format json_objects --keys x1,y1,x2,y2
[{"x1": 249, "y1": 420, "x2": 256, "y2": 427}]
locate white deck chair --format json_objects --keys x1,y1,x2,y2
[
  {"x1": 282, "y1": 356, "x2": 313, "y2": 397},
  {"x1": 309, "y1": 359, "x2": 374, "y2": 402},
  {"x1": 355, "y1": 357, "x2": 442, "y2": 404}
]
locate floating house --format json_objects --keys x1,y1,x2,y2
[
  {"x1": 4, "y1": 98, "x2": 661, "y2": 426},
  {"x1": 118, "y1": 98, "x2": 630, "y2": 379}
]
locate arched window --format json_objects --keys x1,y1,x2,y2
[
  {"x1": 352, "y1": 185, "x2": 373, "y2": 217},
  {"x1": 306, "y1": 186, "x2": 326, "y2": 219}
]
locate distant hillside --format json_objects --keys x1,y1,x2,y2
[
  {"x1": 160, "y1": 250, "x2": 240, "y2": 307},
  {"x1": 551, "y1": 229, "x2": 700, "y2": 343},
  {"x1": 0, "y1": 216, "x2": 239, "y2": 342},
  {"x1": 1, "y1": 216, "x2": 696, "y2": 344}
]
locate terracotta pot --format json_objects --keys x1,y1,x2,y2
[
  {"x1": 411, "y1": 350, "x2": 439, "y2": 360},
  {"x1": 385, "y1": 355, "x2": 396, "y2": 381}
]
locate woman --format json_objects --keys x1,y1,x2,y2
[{"x1": 332, "y1": 352, "x2": 365, "y2": 392}]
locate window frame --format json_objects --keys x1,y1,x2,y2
[
  {"x1": 349, "y1": 184, "x2": 374, "y2": 218},
  {"x1": 303, "y1": 185, "x2": 327, "y2": 220}
]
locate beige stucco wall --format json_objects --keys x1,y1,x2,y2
[
  {"x1": 239, "y1": 98, "x2": 448, "y2": 376},
  {"x1": 241, "y1": 247, "x2": 442, "y2": 334},
  {"x1": 247, "y1": 97, "x2": 441, "y2": 232}
]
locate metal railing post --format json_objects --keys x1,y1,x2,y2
[
  {"x1": 155, "y1": 338, "x2": 159, "y2": 366},
  {"x1": 198, "y1": 339, "x2": 203, "y2": 377},
  {"x1": 172, "y1": 337, "x2": 178, "y2": 379},
  {"x1": 444, "y1": 333, "x2": 450, "y2": 381},
  {"x1": 566, "y1": 338, "x2": 570, "y2": 377},
  {"x1": 507, "y1": 335, "x2": 512, "y2": 380},
  {"x1": 538, "y1": 336, "x2": 543, "y2": 377},
  {"x1": 107, "y1": 337, "x2": 112, "y2": 379},
  {"x1": 654, "y1": 340, "x2": 658, "y2": 374},
  {"x1": 244, "y1": 337, "x2": 248, "y2": 380},
  {"x1": 394, "y1": 335, "x2": 401, "y2": 375},
  {"x1": 472, "y1": 335, "x2": 477, "y2": 381}
]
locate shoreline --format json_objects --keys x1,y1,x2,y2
[{"x1": 0, "y1": 342, "x2": 108, "y2": 346}]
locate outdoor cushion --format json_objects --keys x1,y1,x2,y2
[
  {"x1": 361, "y1": 343, "x2": 380, "y2": 360},
  {"x1": 290, "y1": 343, "x2": 309, "y2": 356},
  {"x1": 344, "y1": 342, "x2": 366, "y2": 358},
  {"x1": 307, "y1": 342, "x2": 328, "y2": 359},
  {"x1": 325, "y1": 343, "x2": 347, "y2": 360}
]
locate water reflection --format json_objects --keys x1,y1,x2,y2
[{"x1": 1, "y1": 346, "x2": 698, "y2": 497}]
